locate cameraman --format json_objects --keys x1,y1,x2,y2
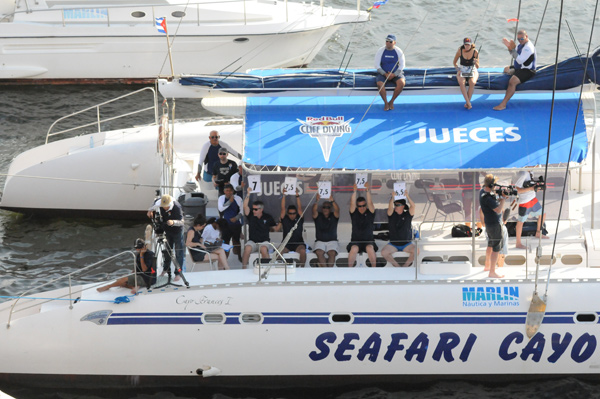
[
  {"x1": 147, "y1": 194, "x2": 185, "y2": 281},
  {"x1": 514, "y1": 170, "x2": 547, "y2": 249},
  {"x1": 479, "y1": 174, "x2": 506, "y2": 279}
]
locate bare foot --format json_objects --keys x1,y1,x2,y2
[
  {"x1": 384, "y1": 104, "x2": 390, "y2": 111},
  {"x1": 516, "y1": 243, "x2": 527, "y2": 249},
  {"x1": 466, "y1": 103, "x2": 472, "y2": 110},
  {"x1": 464, "y1": 103, "x2": 468, "y2": 108},
  {"x1": 536, "y1": 234, "x2": 549, "y2": 239},
  {"x1": 493, "y1": 104, "x2": 506, "y2": 111},
  {"x1": 488, "y1": 272, "x2": 504, "y2": 279},
  {"x1": 96, "y1": 286, "x2": 110, "y2": 292},
  {"x1": 483, "y1": 267, "x2": 490, "y2": 272},
  {"x1": 389, "y1": 103, "x2": 394, "y2": 110},
  {"x1": 174, "y1": 275, "x2": 182, "y2": 282},
  {"x1": 130, "y1": 287, "x2": 138, "y2": 294}
]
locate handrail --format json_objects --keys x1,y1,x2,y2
[
  {"x1": 7, "y1": 251, "x2": 136, "y2": 328},
  {"x1": 45, "y1": 87, "x2": 158, "y2": 144}
]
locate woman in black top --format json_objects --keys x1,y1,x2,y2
[{"x1": 453, "y1": 37, "x2": 480, "y2": 110}]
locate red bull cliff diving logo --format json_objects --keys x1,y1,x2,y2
[{"x1": 297, "y1": 116, "x2": 354, "y2": 162}]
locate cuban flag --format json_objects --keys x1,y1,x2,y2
[
  {"x1": 367, "y1": 0, "x2": 388, "y2": 11},
  {"x1": 155, "y1": 17, "x2": 167, "y2": 34}
]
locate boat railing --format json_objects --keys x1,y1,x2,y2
[
  {"x1": 6, "y1": 251, "x2": 136, "y2": 328},
  {"x1": 45, "y1": 87, "x2": 158, "y2": 145},
  {"x1": 9, "y1": 0, "x2": 359, "y2": 26}
]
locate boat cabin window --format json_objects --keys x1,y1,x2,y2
[
  {"x1": 330, "y1": 313, "x2": 353, "y2": 323},
  {"x1": 171, "y1": 11, "x2": 185, "y2": 18},
  {"x1": 202, "y1": 313, "x2": 225, "y2": 324},
  {"x1": 240, "y1": 313, "x2": 263, "y2": 323},
  {"x1": 575, "y1": 313, "x2": 597, "y2": 323},
  {"x1": 131, "y1": 11, "x2": 145, "y2": 18}
]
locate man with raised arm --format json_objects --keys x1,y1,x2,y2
[
  {"x1": 381, "y1": 192, "x2": 417, "y2": 267},
  {"x1": 279, "y1": 188, "x2": 306, "y2": 267},
  {"x1": 374, "y1": 34, "x2": 406, "y2": 111},
  {"x1": 493, "y1": 30, "x2": 537, "y2": 111},
  {"x1": 312, "y1": 193, "x2": 340, "y2": 267},
  {"x1": 347, "y1": 182, "x2": 377, "y2": 267}
]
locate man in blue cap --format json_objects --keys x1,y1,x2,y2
[{"x1": 374, "y1": 34, "x2": 406, "y2": 111}]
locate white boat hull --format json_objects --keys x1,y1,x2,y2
[{"x1": 2, "y1": 268, "x2": 600, "y2": 389}]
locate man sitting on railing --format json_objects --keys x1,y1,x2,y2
[{"x1": 97, "y1": 239, "x2": 156, "y2": 294}]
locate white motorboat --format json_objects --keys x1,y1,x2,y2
[
  {"x1": 0, "y1": 0, "x2": 369, "y2": 82},
  {"x1": 1, "y1": 78, "x2": 600, "y2": 392}
]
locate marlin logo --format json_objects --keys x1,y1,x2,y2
[
  {"x1": 462, "y1": 286, "x2": 520, "y2": 308},
  {"x1": 297, "y1": 116, "x2": 353, "y2": 162}
]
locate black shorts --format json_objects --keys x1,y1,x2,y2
[
  {"x1": 510, "y1": 67, "x2": 536, "y2": 83},
  {"x1": 346, "y1": 241, "x2": 378, "y2": 253},
  {"x1": 285, "y1": 242, "x2": 306, "y2": 252},
  {"x1": 486, "y1": 224, "x2": 503, "y2": 252}
]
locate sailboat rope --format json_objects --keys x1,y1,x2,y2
[{"x1": 541, "y1": 0, "x2": 599, "y2": 298}]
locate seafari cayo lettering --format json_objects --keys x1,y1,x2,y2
[{"x1": 309, "y1": 331, "x2": 596, "y2": 364}]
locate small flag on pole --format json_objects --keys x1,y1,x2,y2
[
  {"x1": 367, "y1": 0, "x2": 388, "y2": 12},
  {"x1": 155, "y1": 17, "x2": 167, "y2": 34},
  {"x1": 507, "y1": 18, "x2": 519, "y2": 22}
]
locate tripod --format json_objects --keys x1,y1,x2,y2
[{"x1": 154, "y1": 235, "x2": 189, "y2": 289}]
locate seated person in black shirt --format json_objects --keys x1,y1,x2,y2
[
  {"x1": 280, "y1": 188, "x2": 306, "y2": 266},
  {"x1": 381, "y1": 192, "x2": 417, "y2": 267},
  {"x1": 347, "y1": 182, "x2": 378, "y2": 267},
  {"x1": 97, "y1": 238, "x2": 156, "y2": 293},
  {"x1": 212, "y1": 148, "x2": 238, "y2": 196},
  {"x1": 242, "y1": 186, "x2": 278, "y2": 268},
  {"x1": 312, "y1": 192, "x2": 340, "y2": 267}
]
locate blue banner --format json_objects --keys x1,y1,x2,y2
[{"x1": 244, "y1": 93, "x2": 587, "y2": 171}]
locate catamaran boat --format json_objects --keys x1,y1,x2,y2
[
  {"x1": 1, "y1": 53, "x2": 600, "y2": 391},
  {"x1": 0, "y1": 0, "x2": 369, "y2": 82}
]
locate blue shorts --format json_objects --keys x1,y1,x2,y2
[
  {"x1": 390, "y1": 242, "x2": 413, "y2": 251},
  {"x1": 517, "y1": 201, "x2": 542, "y2": 222}
]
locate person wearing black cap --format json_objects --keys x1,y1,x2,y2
[
  {"x1": 374, "y1": 34, "x2": 406, "y2": 111},
  {"x1": 453, "y1": 37, "x2": 480, "y2": 110},
  {"x1": 381, "y1": 192, "x2": 417, "y2": 267},
  {"x1": 97, "y1": 239, "x2": 156, "y2": 293},
  {"x1": 212, "y1": 148, "x2": 238, "y2": 196}
]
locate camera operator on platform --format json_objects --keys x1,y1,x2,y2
[
  {"x1": 514, "y1": 169, "x2": 548, "y2": 249},
  {"x1": 479, "y1": 174, "x2": 506, "y2": 279},
  {"x1": 147, "y1": 194, "x2": 185, "y2": 281}
]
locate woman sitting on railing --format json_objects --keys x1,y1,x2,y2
[{"x1": 186, "y1": 215, "x2": 230, "y2": 270}]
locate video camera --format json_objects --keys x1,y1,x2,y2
[
  {"x1": 151, "y1": 211, "x2": 165, "y2": 234},
  {"x1": 523, "y1": 175, "x2": 546, "y2": 191},
  {"x1": 494, "y1": 184, "x2": 518, "y2": 196}
]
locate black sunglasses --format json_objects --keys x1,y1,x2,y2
[
  {"x1": 357, "y1": 204, "x2": 367, "y2": 208},
  {"x1": 252, "y1": 208, "x2": 260, "y2": 211},
  {"x1": 210, "y1": 136, "x2": 220, "y2": 139}
]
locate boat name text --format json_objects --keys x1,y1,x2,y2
[
  {"x1": 309, "y1": 331, "x2": 596, "y2": 364},
  {"x1": 176, "y1": 295, "x2": 232, "y2": 310}
]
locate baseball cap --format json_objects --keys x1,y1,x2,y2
[
  {"x1": 386, "y1": 34, "x2": 396, "y2": 42},
  {"x1": 160, "y1": 194, "x2": 172, "y2": 207},
  {"x1": 463, "y1": 37, "x2": 473, "y2": 45},
  {"x1": 218, "y1": 148, "x2": 228, "y2": 155},
  {"x1": 134, "y1": 238, "x2": 145, "y2": 249}
]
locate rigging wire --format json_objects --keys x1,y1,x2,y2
[
  {"x1": 535, "y1": 0, "x2": 566, "y2": 301},
  {"x1": 543, "y1": 0, "x2": 599, "y2": 298},
  {"x1": 534, "y1": 0, "x2": 550, "y2": 46}
]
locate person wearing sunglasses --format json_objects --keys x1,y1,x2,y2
[
  {"x1": 374, "y1": 34, "x2": 406, "y2": 111},
  {"x1": 195, "y1": 130, "x2": 240, "y2": 183},
  {"x1": 493, "y1": 30, "x2": 537, "y2": 111},
  {"x1": 279, "y1": 187, "x2": 306, "y2": 266},
  {"x1": 347, "y1": 182, "x2": 377, "y2": 267},
  {"x1": 381, "y1": 192, "x2": 417, "y2": 267},
  {"x1": 452, "y1": 37, "x2": 480, "y2": 110},
  {"x1": 312, "y1": 192, "x2": 340, "y2": 267},
  {"x1": 242, "y1": 186, "x2": 278, "y2": 268},
  {"x1": 212, "y1": 148, "x2": 237, "y2": 196}
]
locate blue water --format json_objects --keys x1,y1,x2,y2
[{"x1": 1, "y1": 0, "x2": 600, "y2": 397}]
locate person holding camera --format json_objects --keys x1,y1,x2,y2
[
  {"x1": 514, "y1": 170, "x2": 547, "y2": 249},
  {"x1": 147, "y1": 194, "x2": 185, "y2": 281},
  {"x1": 479, "y1": 174, "x2": 506, "y2": 279}
]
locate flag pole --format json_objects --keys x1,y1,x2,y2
[{"x1": 164, "y1": 18, "x2": 175, "y2": 77}]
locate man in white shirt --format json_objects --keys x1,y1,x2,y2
[
  {"x1": 494, "y1": 30, "x2": 537, "y2": 111},
  {"x1": 514, "y1": 170, "x2": 547, "y2": 248}
]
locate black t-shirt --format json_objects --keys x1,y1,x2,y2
[
  {"x1": 282, "y1": 216, "x2": 304, "y2": 244},
  {"x1": 350, "y1": 209, "x2": 375, "y2": 242},
  {"x1": 479, "y1": 189, "x2": 501, "y2": 226},
  {"x1": 212, "y1": 160, "x2": 238, "y2": 184},
  {"x1": 314, "y1": 212, "x2": 339, "y2": 242},
  {"x1": 388, "y1": 210, "x2": 413, "y2": 246},
  {"x1": 136, "y1": 250, "x2": 156, "y2": 285},
  {"x1": 247, "y1": 212, "x2": 276, "y2": 242},
  {"x1": 159, "y1": 201, "x2": 183, "y2": 233}
]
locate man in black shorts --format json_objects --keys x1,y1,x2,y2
[
  {"x1": 347, "y1": 182, "x2": 377, "y2": 267},
  {"x1": 494, "y1": 29, "x2": 537, "y2": 111},
  {"x1": 479, "y1": 174, "x2": 507, "y2": 278},
  {"x1": 242, "y1": 187, "x2": 278, "y2": 268}
]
